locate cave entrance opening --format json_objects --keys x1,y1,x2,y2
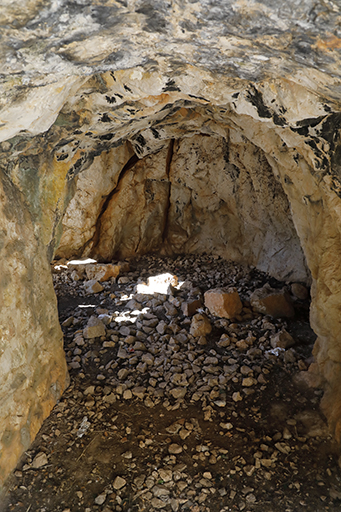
[{"x1": 52, "y1": 129, "x2": 321, "y2": 438}]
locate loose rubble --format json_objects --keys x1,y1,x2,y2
[{"x1": 4, "y1": 254, "x2": 341, "y2": 512}]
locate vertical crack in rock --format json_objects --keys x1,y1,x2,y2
[
  {"x1": 161, "y1": 138, "x2": 175, "y2": 247},
  {"x1": 89, "y1": 151, "x2": 139, "y2": 260}
]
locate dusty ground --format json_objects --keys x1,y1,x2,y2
[{"x1": 3, "y1": 254, "x2": 341, "y2": 512}]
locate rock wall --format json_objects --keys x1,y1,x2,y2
[
  {"x1": 0, "y1": 171, "x2": 68, "y2": 490},
  {"x1": 58, "y1": 132, "x2": 308, "y2": 283},
  {"x1": 1, "y1": 0, "x2": 341, "y2": 492}
]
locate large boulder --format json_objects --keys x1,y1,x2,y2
[
  {"x1": 250, "y1": 286, "x2": 295, "y2": 318},
  {"x1": 204, "y1": 287, "x2": 243, "y2": 319}
]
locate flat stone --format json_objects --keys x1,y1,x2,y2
[
  {"x1": 157, "y1": 320, "x2": 168, "y2": 334},
  {"x1": 32, "y1": 452, "x2": 48, "y2": 469},
  {"x1": 142, "y1": 353, "x2": 154, "y2": 365},
  {"x1": 242, "y1": 377, "x2": 256, "y2": 387},
  {"x1": 232, "y1": 391, "x2": 243, "y2": 402},
  {"x1": 170, "y1": 374, "x2": 188, "y2": 386},
  {"x1": 170, "y1": 387, "x2": 187, "y2": 399},
  {"x1": 132, "y1": 386, "x2": 146, "y2": 399},
  {"x1": 84, "y1": 279, "x2": 104, "y2": 294},
  {"x1": 83, "y1": 316, "x2": 106, "y2": 339},
  {"x1": 158, "y1": 469, "x2": 173, "y2": 482},
  {"x1": 113, "y1": 476, "x2": 127, "y2": 490},
  {"x1": 151, "y1": 497, "x2": 167, "y2": 509},
  {"x1": 152, "y1": 485, "x2": 170, "y2": 497},
  {"x1": 103, "y1": 340, "x2": 116, "y2": 348},
  {"x1": 168, "y1": 444, "x2": 183, "y2": 454},
  {"x1": 62, "y1": 316, "x2": 74, "y2": 327},
  {"x1": 217, "y1": 334, "x2": 230, "y2": 347},
  {"x1": 94, "y1": 493, "x2": 107, "y2": 505}
]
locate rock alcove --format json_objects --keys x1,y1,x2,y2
[{"x1": 1, "y1": 0, "x2": 341, "y2": 496}]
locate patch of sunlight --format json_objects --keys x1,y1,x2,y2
[
  {"x1": 136, "y1": 272, "x2": 183, "y2": 295},
  {"x1": 114, "y1": 306, "x2": 150, "y2": 323},
  {"x1": 68, "y1": 258, "x2": 97, "y2": 266},
  {"x1": 121, "y1": 293, "x2": 134, "y2": 301}
]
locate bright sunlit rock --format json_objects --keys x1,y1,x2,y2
[{"x1": 136, "y1": 273, "x2": 178, "y2": 295}]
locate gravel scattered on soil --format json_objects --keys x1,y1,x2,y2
[{"x1": 4, "y1": 254, "x2": 341, "y2": 512}]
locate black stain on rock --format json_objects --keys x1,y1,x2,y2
[
  {"x1": 273, "y1": 113, "x2": 286, "y2": 126},
  {"x1": 99, "y1": 113, "x2": 111, "y2": 123},
  {"x1": 55, "y1": 138, "x2": 74, "y2": 149},
  {"x1": 163, "y1": 79, "x2": 180, "y2": 92},
  {"x1": 90, "y1": 5, "x2": 122, "y2": 29},
  {"x1": 66, "y1": 156, "x2": 87, "y2": 181},
  {"x1": 318, "y1": 113, "x2": 341, "y2": 149},
  {"x1": 105, "y1": 95, "x2": 116, "y2": 104},
  {"x1": 297, "y1": 116, "x2": 325, "y2": 129},
  {"x1": 290, "y1": 126, "x2": 309, "y2": 136},
  {"x1": 56, "y1": 153, "x2": 69, "y2": 162},
  {"x1": 135, "y1": 134, "x2": 146, "y2": 147},
  {"x1": 245, "y1": 86, "x2": 272, "y2": 118},
  {"x1": 188, "y1": 94, "x2": 209, "y2": 102},
  {"x1": 99, "y1": 133, "x2": 114, "y2": 141},
  {"x1": 151, "y1": 128, "x2": 160, "y2": 139}
]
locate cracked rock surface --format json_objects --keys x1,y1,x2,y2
[{"x1": 4, "y1": 255, "x2": 341, "y2": 512}]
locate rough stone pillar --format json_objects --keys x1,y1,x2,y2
[{"x1": 0, "y1": 168, "x2": 69, "y2": 495}]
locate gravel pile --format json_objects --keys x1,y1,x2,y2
[{"x1": 4, "y1": 255, "x2": 341, "y2": 512}]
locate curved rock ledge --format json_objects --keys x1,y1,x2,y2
[{"x1": 1, "y1": 0, "x2": 341, "y2": 492}]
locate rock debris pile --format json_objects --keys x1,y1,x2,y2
[{"x1": 5, "y1": 255, "x2": 341, "y2": 512}]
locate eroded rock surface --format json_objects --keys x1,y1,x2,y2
[{"x1": 1, "y1": 0, "x2": 341, "y2": 492}]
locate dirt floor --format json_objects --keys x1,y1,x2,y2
[{"x1": 3, "y1": 254, "x2": 341, "y2": 512}]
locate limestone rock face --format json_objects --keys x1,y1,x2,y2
[
  {"x1": 92, "y1": 145, "x2": 171, "y2": 261},
  {"x1": 57, "y1": 133, "x2": 309, "y2": 282},
  {"x1": 1, "y1": 0, "x2": 341, "y2": 491},
  {"x1": 0, "y1": 173, "x2": 68, "y2": 490},
  {"x1": 57, "y1": 143, "x2": 135, "y2": 259}
]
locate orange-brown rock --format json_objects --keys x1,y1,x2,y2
[
  {"x1": 190, "y1": 314, "x2": 212, "y2": 338},
  {"x1": 271, "y1": 330, "x2": 295, "y2": 349},
  {"x1": 250, "y1": 286, "x2": 295, "y2": 318},
  {"x1": 181, "y1": 299, "x2": 203, "y2": 317},
  {"x1": 85, "y1": 262, "x2": 130, "y2": 282},
  {"x1": 291, "y1": 283, "x2": 309, "y2": 300},
  {"x1": 204, "y1": 287, "x2": 243, "y2": 320}
]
